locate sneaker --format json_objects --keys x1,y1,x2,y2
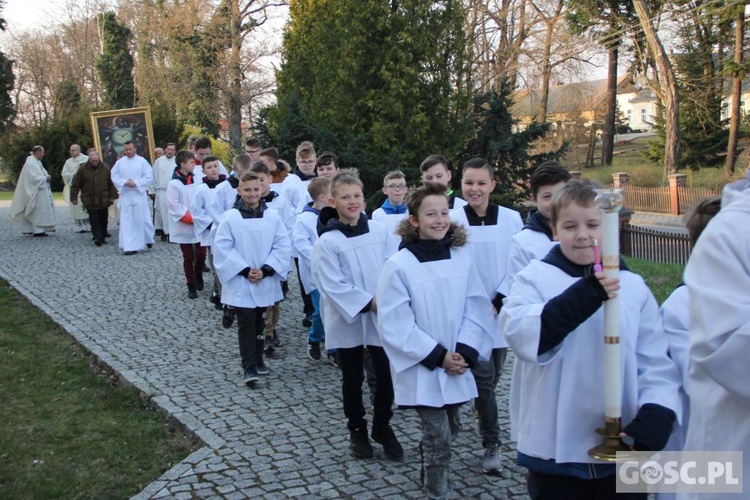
[
  {"x1": 222, "y1": 306, "x2": 235, "y2": 328},
  {"x1": 195, "y1": 274, "x2": 205, "y2": 291},
  {"x1": 308, "y1": 341, "x2": 321, "y2": 361},
  {"x1": 327, "y1": 352, "x2": 339, "y2": 368},
  {"x1": 302, "y1": 314, "x2": 313, "y2": 327},
  {"x1": 187, "y1": 285, "x2": 198, "y2": 299},
  {"x1": 482, "y1": 444, "x2": 502, "y2": 475},
  {"x1": 263, "y1": 338, "x2": 275, "y2": 355},
  {"x1": 372, "y1": 425, "x2": 404, "y2": 460},
  {"x1": 256, "y1": 361, "x2": 269, "y2": 375},
  {"x1": 243, "y1": 366, "x2": 259, "y2": 386},
  {"x1": 350, "y1": 427, "x2": 374, "y2": 459}
]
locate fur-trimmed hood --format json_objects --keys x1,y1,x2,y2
[{"x1": 396, "y1": 219, "x2": 468, "y2": 247}]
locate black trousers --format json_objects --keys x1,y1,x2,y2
[
  {"x1": 236, "y1": 307, "x2": 266, "y2": 369},
  {"x1": 337, "y1": 345, "x2": 394, "y2": 431},
  {"x1": 294, "y1": 257, "x2": 314, "y2": 315},
  {"x1": 88, "y1": 208, "x2": 109, "y2": 243},
  {"x1": 527, "y1": 470, "x2": 647, "y2": 500}
]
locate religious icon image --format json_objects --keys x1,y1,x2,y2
[{"x1": 91, "y1": 107, "x2": 156, "y2": 166}]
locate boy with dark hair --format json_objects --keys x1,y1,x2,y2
[
  {"x1": 316, "y1": 151, "x2": 340, "y2": 180},
  {"x1": 294, "y1": 177, "x2": 333, "y2": 362},
  {"x1": 500, "y1": 179, "x2": 681, "y2": 498},
  {"x1": 213, "y1": 171, "x2": 291, "y2": 386},
  {"x1": 311, "y1": 170, "x2": 403, "y2": 460},
  {"x1": 259, "y1": 147, "x2": 291, "y2": 190},
  {"x1": 245, "y1": 137, "x2": 263, "y2": 161},
  {"x1": 250, "y1": 161, "x2": 295, "y2": 353},
  {"x1": 508, "y1": 161, "x2": 571, "y2": 279},
  {"x1": 419, "y1": 154, "x2": 466, "y2": 210},
  {"x1": 167, "y1": 150, "x2": 211, "y2": 298},
  {"x1": 191, "y1": 155, "x2": 227, "y2": 307},
  {"x1": 193, "y1": 136, "x2": 229, "y2": 181},
  {"x1": 452, "y1": 157, "x2": 523, "y2": 474}
]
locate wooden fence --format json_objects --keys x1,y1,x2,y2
[
  {"x1": 677, "y1": 187, "x2": 722, "y2": 215},
  {"x1": 621, "y1": 223, "x2": 691, "y2": 265},
  {"x1": 623, "y1": 186, "x2": 672, "y2": 214},
  {"x1": 585, "y1": 173, "x2": 721, "y2": 215}
]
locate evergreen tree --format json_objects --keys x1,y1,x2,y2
[
  {"x1": 272, "y1": 0, "x2": 474, "y2": 191},
  {"x1": 95, "y1": 12, "x2": 135, "y2": 109},
  {"x1": 464, "y1": 82, "x2": 568, "y2": 207},
  {"x1": 0, "y1": 2, "x2": 15, "y2": 131}
]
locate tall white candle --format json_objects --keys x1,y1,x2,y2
[{"x1": 595, "y1": 189, "x2": 624, "y2": 421}]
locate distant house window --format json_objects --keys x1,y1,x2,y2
[{"x1": 640, "y1": 108, "x2": 646, "y2": 122}]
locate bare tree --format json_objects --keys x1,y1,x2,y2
[{"x1": 633, "y1": 0, "x2": 680, "y2": 175}]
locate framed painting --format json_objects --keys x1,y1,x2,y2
[{"x1": 90, "y1": 106, "x2": 156, "y2": 166}]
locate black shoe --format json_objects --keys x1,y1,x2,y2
[
  {"x1": 372, "y1": 425, "x2": 404, "y2": 460},
  {"x1": 94, "y1": 240, "x2": 103, "y2": 247},
  {"x1": 302, "y1": 314, "x2": 313, "y2": 327},
  {"x1": 350, "y1": 427, "x2": 374, "y2": 459},
  {"x1": 222, "y1": 306, "x2": 235, "y2": 328},
  {"x1": 263, "y1": 337, "x2": 275, "y2": 355},
  {"x1": 124, "y1": 251, "x2": 137, "y2": 255},
  {"x1": 160, "y1": 234, "x2": 168, "y2": 242},
  {"x1": 195, "y1": 274, "x2": 204, "y2": 291},
  {"x1": 188, "y1": 285, "x2": 198, "y2": 299},
  {"x1": 308, "y1": 341, "x2": 321, "y2": 361},
  {"x1": 155, "y1": 229, "x2": 164, "y2": 236},
  {"x1": 243, "y1": 366, "x2": 259, "y2": 386},
  {"x1": 32, "y1": 232, "x2": 48, "y2": 237},
  {"x1": 77, "y1": 229, "x2": 87, "y2": 234},
  {"x1": 203, "y1": 265, "x2": 210, "y2": 273},
  {"x1": 147, "y1": 243, "x2": 154, "y2": 249},
  {"x1": 106, "y1": 232, "x2": 112, "y2": 237},
  {"x1": 209, "y1": 291, "x2": 220, "y2": 305}
]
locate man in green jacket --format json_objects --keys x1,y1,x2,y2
[{"x1": 70, "y1": 149, "x2": 117, "y2": 246}]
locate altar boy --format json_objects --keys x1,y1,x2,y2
[
  {"x1": 213, "y1": 171, "x2": 290, "y2": 386},
  {"x1": 452, "y1": 158, "x2": 522, "y2": 475},
  {"x1": 499, "y1": 179, "x2": 681, "y2": 498},
  {"x1": 311, "y1": 170, "x2": 403, "y2": 460}
]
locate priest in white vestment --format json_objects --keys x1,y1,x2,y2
[
  {"x1": 9, "y1": 146, "x2": 56, "y2": 236},
  {"x1": 61, "y1": 144, "x2": 89, "y2": 232},
  {"x1": 110, "y1": 141, "x2": 155, "y2": 254},
  {"x1": 152, "y1": 143, "x2": 176, "y2": 240}
]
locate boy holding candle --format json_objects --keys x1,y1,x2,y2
[{"x1": 499, "y1": 179, "x2": 681, "y2": 498}]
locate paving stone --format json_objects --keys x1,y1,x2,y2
[{"x1": 0, "y1": 207, "x2": 530, "y2": 499}]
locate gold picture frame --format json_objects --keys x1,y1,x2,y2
[{"x1": 90, "y1": 106, "x2": 156, "y2": 166}]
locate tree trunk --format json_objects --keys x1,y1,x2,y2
[
  {"x1": 586, "y1": 122, "x2": 597, "y2": 168},
  {"x1": 601, "y1": 46, "x2": 617, "y2": 166},
  {"x1": 726, "y1": 7, "x2": 744, "y2": 176},
  {"x1": 633, "y1": 0, "x2": 679, "y2": 175},
  {"x1": 228, "y1": 0, "x2": 243, "y2": 153}
]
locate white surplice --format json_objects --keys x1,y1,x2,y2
[
  {"x1": 110, "y1": 155, "x2": 155, "y2": 251},
  {"x1": 152, "y1": 155, "x2": 176, "y2": 232}
]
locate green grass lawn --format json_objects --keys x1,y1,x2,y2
[
  {"x1": 0, "y1": 280, "x2": 200, "y2": 498},
  {"x1": 0, "y1": 191, "x2": 63, "y2": 202},
  {"x1": 624, "y1": 256, "x2": 684, "y2": 304},
  {"x1": 569, "y1": 136, "x2": 749, "y2": 189}
]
